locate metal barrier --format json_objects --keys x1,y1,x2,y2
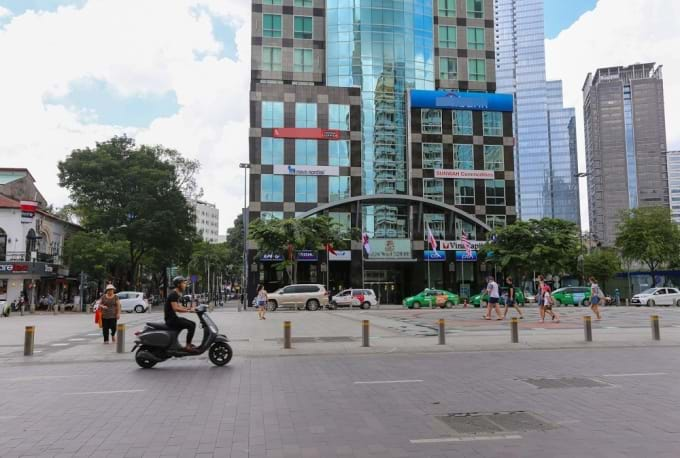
[
  {"x1": 116, "y1": 324, "x2": 125, "y2": 353},
  {"x1": 283, "y1": 321, "x2": 292, "y2": 349},
  {"x1": 438, "y1": 319, "x2": 446, "y2": 345},
  {"x1": 511, "y1": 317, "x2": 519, "y2": 343},
  {"x1": 362, "y1": 320, "x2": 370, "y2": 347},
  {"x1": 24, "y1": 326, "x2": 35, "y2": 356}
]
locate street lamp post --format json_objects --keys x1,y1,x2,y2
[{"x1": 239, "y1": 163, "x2": 250, "y2": 313}]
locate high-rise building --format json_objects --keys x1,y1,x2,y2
[
  {"x1": 583, "y1": 63, "x2": 668, "y2": 246},
  {"x1": 493, "y1": 0, "x2": 580, "y2": 224},
  {"x1": 666, "y1": 151, "x2": 680, "y2": 224},
  {"x1": 247, "y1": 0, "x2": 516, "y2": 303},
  {"x1": 192, "y1": 200, "x2": 220, "y2": 243}
]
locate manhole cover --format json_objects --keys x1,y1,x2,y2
[
  {"x1": 520, "y1": 377, "x2": 611, "y2": 389},
  {"x1": 318, "y1": 336, "x2": 355, "y2": 342},
  {"x1": 436, "y1": 411, "x2": 555, "y2": 435}
]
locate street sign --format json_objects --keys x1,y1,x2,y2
[{"x1": 190, "y1": 274, "x2": 198, "y2": 283}]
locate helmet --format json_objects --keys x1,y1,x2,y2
[{"x1": 172, "y1": 276, "x2": 187, "y2": 287}]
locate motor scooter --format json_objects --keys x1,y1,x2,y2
[{"x1": 131, "y1": 304, "x2": 232, "y2": 368}]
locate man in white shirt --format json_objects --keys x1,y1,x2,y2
[{"x1": 483, "y1": 276, "x2": 503, "y2": 320}]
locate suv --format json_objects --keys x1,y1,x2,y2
[
  {"x1": 330, "y1": 289, "x2": 378, "y2": 310},
  {"x1": 266, "y1": 284, "x2": 329, "y2": 311},
  {"x1": 117, "y1": 291, "x2": 150, "y2": 313}
]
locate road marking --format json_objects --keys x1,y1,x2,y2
[
  {"x1": 68, "y1": 338, "x2": 87, "y2": 342},
  {"x1": 410, "y1": 434, "x2": 522, "y2": 444},
  {"x1": 354, "y1": 379, "x2": 423, "y2": 385},
  {"x1": 601, "y1": 372, "x2": 667, "y2": 377},
  {"x1": 50, "y1": 343, "x2": 69, "y2": 347},
  {"x1": 2, "y1": 375, "x2": 88, "y2": 382},
  {"x1": 86, "y1": 333, "x2": 101, "y2": 336},
  {"x1": 64, "y1": 389, "x2": 146, "y2": 396}
]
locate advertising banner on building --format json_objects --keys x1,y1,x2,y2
[
  {"x1": 455, "y1": 250, "x2": 478, "y2": 262},
  {"x1": 272, "y1": 128, "x2": 341, "y2": 140},
  {"x1": 296, "y1": 250, "x2": 318, "y2": 262},
  {"x1": 367, "y1": 239, "x2": 411, "y2": 259},
  {"x1": 439, "y1": 240, "x2": 485, "y2": 251},
  {"x1": 259, "y1": 253, "x2": 284, "y2": 262},
  {"x1": 423, "y1": 250, "x2": 446, "y2": 261},
  {"x1": 410, "y1": 90, "x2": 514, "y2": 112},
  {"x1": 329, "y1": 250, "x2": 351, "y2": 261},
  {"x1": 20, "y1": 201, "x2": 38, "y2": 224},
  {"x1": 434, "y1": 169, "x2": 495, "y2": 179},
  {"x1": 273, "y1": 165, "x2": 340, "y2": 176}
]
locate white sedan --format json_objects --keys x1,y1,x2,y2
[
  {"x1": 117, "y1": 291, "x2": 150, "y2": 313},
  {"x1": 631, "y1": 287, "x2": 680, "y2": 306}
]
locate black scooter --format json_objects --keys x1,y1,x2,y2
[{"x1": 131, "y1": 304, "x2": 233, "y2": 368}]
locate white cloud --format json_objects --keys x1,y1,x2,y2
[
  {"x1": 0, "y1": 0, "x2": 251, "y2": 232},
  {"x1": 0, "y1": 6, "x2": 12, "y2": 18},
  {"x1": 546, "y1": 0, "x2": 680, "y2": 230}
]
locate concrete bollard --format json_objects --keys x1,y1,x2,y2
[
  {"x1": 651, "y1": 315, "x2": 661, "y2": 341},
  {"x1": 24, "y1": 326, "x2": 35, "y2": 356},
  {"x1": 116, "y1": 323, "x2": 125, "y2": 353},
  {"x1": 625, "y1": 298, "x2": 629, "y2": 307},
  {"x1": 584, "y1": 315, "x2": 593, "y2": 342},
  {"x1": 438, "y1": 319, "x2": 446, "y2": 345},
  {"x1": 362, "y1": 320, "x2": 370, "y2": 347},
  {"x1": 511, "y1": 317, "x2": 519, "y2": 343},
  {"x1": 283, "y1": 321, "x2": 292, "y2": 349}
]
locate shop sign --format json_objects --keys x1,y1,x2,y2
[
  {"x1": 296, "y1": 250, "x2": 318, "y2": 262},
  {"x1": 20, "y1": 200, "x2": 38, "y2": 224},
  {"x1": 434, "y1": 169, "x2": 495, "y2": 179},
  {"x1": 329, "y1": 250, "x2": 351, "y2": 261},
  {"x1": 368, "y1": 239, "x2": 411, "y2": 259},
  {"x1": 410, "y1": 90, "x2": 513, "y2": 112},
  {"x1": 0, "y1": 262, "x2": 30, "y2": 273},
  {"x1": 455, "y1": 250, "x2": 478, "y2": 262},
  {"x1": 273, "y1": 165, "x2": 340, "y2": 176},
  {"x1": 423, "y1": 250, "x2": 446, "y2": 261},
  {"x1": 272, "y1": 128, "x2": 342, "y2": 140},
  {"x1": 440, "y1": 240, "x2": 485, "y2": 251},
  {"x1": 260, "y1": 253, "x2": 284, "y2": 262}
]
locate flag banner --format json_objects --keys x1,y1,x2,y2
[
  {"x1": 426, "y1": 224, "x2": 437, "y2": 251},
  {"x1": 362, "y1": 233, "x2": 371, "y2": 255}
]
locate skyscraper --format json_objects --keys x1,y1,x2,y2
[
  {"x1": 493, "y1": 0, "x2": 580, "y2": 224},
  {"x1": 583, "y1": 63, "x2": 668, "y2": 246},
  {"x1": 666, "y1": 151, "x2": 680, "y2": 224}
]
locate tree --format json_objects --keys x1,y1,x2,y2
[
  {"x1": 616, "y1": 207, "x2": 680, "y2": 286},
  {"x1": 583, "y1": 248, "x2": 622, "y2": 290},
  {"x1": 63, "y1": 232, "x2": 129, "y2": 283}
]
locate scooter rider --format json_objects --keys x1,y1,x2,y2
[{"x1": 166, "y1": 276, "x2": 197, "y2": 352}]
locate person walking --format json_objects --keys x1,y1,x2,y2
[
  {"x1": 502, "y1": 277, "x2": 524, "y2": 320},
  {"x1": 589, "y1": 277, "x2": 603, "y2": 320},
  {"x1": 536, "y1": 275, "x2": 546, "y2": 323},
  {"x1": 542, "y1": 285, "x2": 560, "y2": 323},
  {"x1": 99, "y1": 284, "x2": 121, "y2": 344},
  {"x1": 256, "y1": 284, "x2": 268, "y2": 320},
  {"x1": 483, "y1": 276, "x2": 503, "y2": 320}
]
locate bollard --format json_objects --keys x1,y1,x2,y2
[
  {"x1": 362, "y1": 320, "x2": 370, "y2": 347},
  {"x1": 651, "y1": 315, "x2": 661, "y2": 341},
  {"x1": 583, "y1": 316, "x2": 593, "y2": 342},
  {"x1": 24, "y1": 326, "x2": 35, "y2": 356},
  {"x1": 511, "y1": 317, "x2": 519, "y2": 343},
  {"x1": 438, "y1": 319, "x2": 446, "y2": 345},
  {"x1": 116, "y1": 323, "x2": 125, "y2": 353},
  {"x1": 283, "y1": 321, "x2": 292, "y2": 349},
  {"x1": 625, "y1": 298, "x2": 629, "y2": 307}
]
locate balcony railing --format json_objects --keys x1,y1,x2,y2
[{"x1": 1, "y1": 251, "x2": 57, "y2": 263}]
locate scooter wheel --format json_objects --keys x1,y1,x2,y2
[
  {"x1": 209, "y1": 342, "x2": 233, "y2": 366},
  {"x1": 135, "y1": 348, "x2": 157, "y2": 369}
]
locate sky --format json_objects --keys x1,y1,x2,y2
[{"x1": 0, "y1": 0, "x2": 677, "y2": 233}]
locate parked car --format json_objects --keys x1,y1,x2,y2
[
  {"x1": 117, "y1": 291, "x2": 150, "y2": 313},
  {"x1": 266, "y1": 284, "x2": 329, "y2": 311},
  {"x1": 551, "y1": 286, "x2": 591, "y2": 306},
  {"x1": 403, "y1": 289, "x2": 459, "y2": 309},
  {"x1": 470, "y1": 287, "x2": 526, "y2": 307},
  {"x1": 330, "y1": 289, "x2": 377, "y2": 310},
  {"x1": 631, "y1": 287, "x2": 680, "y2": 307}
]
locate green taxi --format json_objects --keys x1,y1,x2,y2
[
  {"x1": 403, "y1": 289, "x2": 460, "y2": 309},
  {"x1": 551, "y1": 287, "x2": 591, "y2": 306},
  {"x1": 470, "y1": 287, "x2": 526, "y2": 307}
]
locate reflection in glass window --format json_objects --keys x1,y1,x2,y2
[
  {"x1": 486, "y1": 215, "x2": 506, "y2": 231},
  {"x1": 293, "y1": 48, "x2": 313, "y2": 73},
  {"x1": 262, "y1": 101, "x2": 284, "y2": 128},
  {"x1": 455, "y1": 179, "x2": 475, "y2": 205},
  {"x1": 483, "y1": 145, "x2": 504, "y2": 170},
  {"x1": 295, "y1": 103, "x2": 317, "y2": 128},
  {"x1": 261, "y1": 138, "x2": 284, "y2": 165},
  {"x1": 453, "y1": 110, "x2": 473, "y2": 135},
  {"x1": 261, "y1": 211, "x2": 283, "y2": 221},
  {"x1": 263, "y1": 14, "x2": 282, "y2": 38},
  {"x1": 329, "y1": 141, "x2": 350, "y2": 166},
  {"x1": 439, "y1": 57, "x2": 457, "y2": 80},
  {"x1": 467, "y1": 27, "x2": 485, "y2": 50},
  {"x1": 438, "y1": 0, "x2": 455, "y2": 17},
  {"x1": 294, "y1": 16, "x2": 313, "y2": 39},
  {"x1": 455, "y1": 219, "x2": 476, "y2": 239},
  {"x1": 363, "y1": 205, "x2": 409, "y2": 239},
  {"x1": 424, "y1": 214, "x2": 445, "y2": 240},
  {"x1": 295, "y1": 139, "x2": 317, "y2": 165},
  {"x1": 454, "y1": 144, "x2": 474, "y2": 169},
  {"x1": 261, "y1": 175, "x2": 283, "y2": 202},
  {"x1": 422, "y1": 143, "x2": 443, "y2": 169},
  {"x1": 423, "y1": 179, "x2": 444, "y2": 202},
  {"x1": 329, "y1": 212, "x2": 351, "y2": 233},
  {"x1": 421, "y1": 109, "x2": 442, "y2": 134},
  {"x1": 468, "y1": 58, "x2": 486, "y2": 81},
  {"x1": 438, "y1": 26, "x2": 457, "y2": 48},
  {"x1": 329, "y1": 176, "x2": 350, "y2": 202},
  {"x1": 294, "y1": 0, "x2": 311, "y2": 6},
  {"x1": 329, "y1": 104, "x2": 350, "y2": 130},
  {"x1": 485, "y1": 180, "x2": 505, "y2": 205},
  {"x1": 466, "y1": 0, "x2": 483, "y2": 18},
  {"x1": 264, "y1": 0, "x2": 282, "y2": 4},
  {"x1": 262, "y1": 47, "x2": 282, "y2": 71},
  {"x1": 483, "y1": 111, "x2": 503, "y2": 136},
  {"x1": 295, "y1": 176, "x2": 317, "y2": 202}
]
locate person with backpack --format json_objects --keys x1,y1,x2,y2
[{"x1": 589, "y1": 277, "x2": 603, "y2": 320}]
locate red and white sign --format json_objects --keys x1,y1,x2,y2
[
  {"x1": 20, "y1": 200, "x2": 38, "y2": 224},
  {"x1": 434, "y1": 169, "x2": 495, "y2": 180},
  {"x1": 439, "y1": 240, "x2": 485, "y2": 251},
  {"x1": 272, "y1": 128, "x2": 341, "y2": 140}
]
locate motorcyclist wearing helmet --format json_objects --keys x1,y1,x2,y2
[{"x1": 165, "y1": 276, "x2": 197, "y2": 351}]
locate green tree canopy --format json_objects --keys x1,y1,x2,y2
[
  {"x1": 63, "y1": 232, "x2": 129, "y2": 282},
  {"x1": 582, "y1": 248, "x2": 622, "y2": 290}
]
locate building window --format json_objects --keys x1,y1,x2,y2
[
  {"x1": 424, "y1": 214, "x2": 445, "y2": 240},
  {"x1": 467, "y1": 27, "x2": 485, "y2": 50},
  {"x1": 262, "y1": 101, "x2": 284, "y2": 128},
  {"x1": 263, "y1": 14, "x2": 282, "y2": 38},
  {"x1": 329, "y1": 104, "x2": 350, "y2": 130},
  {"x1": 261, "y1": 174, "x2": 283, "y2": 202},
  {"x1": 439, "y1": 57, "x2": 457, "y2": 80},
  {"x1": 483, "y1": 111, "x2": 503, "y2": 136},
  {"x1": 295, "y1": 102, "x2": 317, "y2": 128},
  {"x1": 453, "y1": 110, "x2": 473, "y2": 135},
  {"x1": 329, "y1": 212, "x2": 351, "y2": 232},
  {"x1": 438, "y1": 0, "x2": 455, "y2": 17},
  {"x1": 468, "y1": 58, "x2": 486, "y2": 81},
  {"x1": 261, "y1": 211, "x2": 284, "y2": 221},
  {"x1": 483, "y1": 145, "x2": 504, "y2": 170},
  {"x1": 454, "y1": 144, "x2": 474, "y2": 169},
  {"x1": 295, "y1": 139, "x2": 317, "y2": 165},
  {"x1": 455, "y1": 179, "x2": 475, "y2": 205},
  {"x1": 466, "y1": 0, "x2": 483, "y2": 19},
  {"x1": 294, "y1": 0, "x2": 312, "y2": 6},
  {"x1": 486, "y1": 215, "x2": 506, "y2": 231},
  {"x1": 262, "y1": 47, "x2": 282, "y2": 71},
  {"x1": 293, "y1": 48, "x2": 313, "y2": 73},
  {"x1": 264, "y1": 0, "x2": 282, "y2": 4},
  {"x1": 423, "y1": 179, "x2": 444, "y2": 202},
  {"x1": 455, "y1": 219, "x2": 476, "y2": 240},
  {"x1": 421, "y1": 109, "x2": 442, "y2": 134},
  {"x1": 329, "y1": 141, "x2": 350, "y2": 166},
  {"x1": 294, "y1": 16, "x2": 313, "y2": 39},
  {"x1": 261, "y1": 137, "x2": 284, "y2": 164},
  {"x1": 438, "y1": 26, "x2": 457, "y2": 48},
  {"x1": 329, "y1": 176, "x2": 350, "y2": 202},
  {"x1": 485, "y1": 180, "x2": 506, "y2": 205},
  {"x1": 295, "y1": 176, "x2": 317, "y2": 202},
  {"x1": 422, "y1": 143, "x2": 443, "y2": 169}
]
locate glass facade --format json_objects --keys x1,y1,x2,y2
[
  {"x1": 623, "y1": 85, "x2": 638, "y2": 209},
  {"x1": 667, "y1": 151, "x2": 680, "y2": 224}
]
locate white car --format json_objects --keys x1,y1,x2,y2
[
  {"x1": 117, "y1": 291, "x2": 150, "y2": 313},
  {"x1": 330, "y1": 289, "x2": 378, "y2": 310},
  {"x1": 631, "y1": 287, "x2": 680, "y2": 307}
]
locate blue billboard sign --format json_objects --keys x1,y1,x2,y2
[
  {"x1": 455, "y1": 250, "x2": 478, "y2": 262},
  {"x1": 410, "y1": 90, "x2": 513, "y2": 112},
  {"x1": 296, "y1": 250, "x2": 318, "y2": 262},
  {"x1": 259, "y1": 253, "x2": 284, "y2": 262},
  {"x1": 424, "y1": 250, "x2": 446, "y2": 261}
]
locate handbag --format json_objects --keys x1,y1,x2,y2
[{"x1": 94, "y1": 308, "x2": 102, "y2": 328}]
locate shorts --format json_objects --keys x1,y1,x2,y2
[
  {"x1": 591, "y1": 295, "x2": 600, "y2": 305},
  {"x1": 489, "y1": 297, "x2": 500, "y2": 304},
  {"x1": 257, "y1": 300, "x2": 266, "y2": 308},
  {"x1": 506, "y1": 298, "x2": 515, "y2": 307}
]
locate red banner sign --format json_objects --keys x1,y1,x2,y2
[{"x1": 272, "y1": 128, "x2": 341, "y2": 140}]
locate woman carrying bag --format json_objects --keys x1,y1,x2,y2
[{"x1": 99, "y1": 284, "x2": 121, "y2": 344}]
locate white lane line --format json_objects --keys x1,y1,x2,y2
[
  {"x1": 64, "y1": 389, "x2": 146, "y2": 396},
  {"x1": 601, "y1": 372, "x2": 667, "y2": 377},
  {"x1": 354, "y1": 379, "x2": 423, "y2": 385},
  {"x1": 86, "y1": 333, "x2": 101, "y2": 336},
  {"x1": 410, "y1": 434, "x2": 522, "y2": 444},
  {"x1": 68, "y1": 338, "x2": 87, "y2": 342},
  {"x1": 50, "y1": 343, "x2": 69, "y2": 347},
  {"x1": 2, "y1": 375, "x2": 88, "y2": 381}
]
